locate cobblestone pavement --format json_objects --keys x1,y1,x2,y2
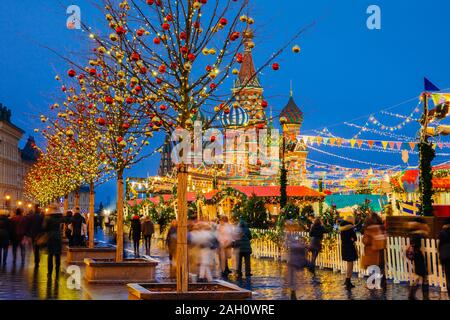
[{"x1": 1, "y1": 229, "x2": 448, "y2": 300}]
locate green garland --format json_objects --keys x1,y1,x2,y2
[{"x1": 279, "y1": 166, "x2": 288, "y2": 209}]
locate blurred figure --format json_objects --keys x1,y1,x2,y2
[
  {"x1": 340, "y1": 215, "x2": 358, "y2": 290},
  {"x1": 70, "y1": 208, "x2": 86, "y2": 247},
  {"x1": 438, "y1": 218, "x2": 450, "y2": 296},
  {"x1": 407, "y1": 218, "x2": 430, "y2": 300},
  {"x1": 42, "y1": 204, "x2": 64, "y2": 279},
  {"x1": 26, "y1": 205, "x2": 44, "y2": 268},
  {"x1": 10, "y1": 208, "x2": 28, "y2": 265},
  {"x1": 166, "y1": 220, "x2": 177, "y2": 277},
  {"x1": 285, "y1": 228, "x2": 310, "y2": 300},
  {"x1": 361, "y1": 212, "x2": 387, "y2": 290},
  {"x1": 235, "y1": 218, "x2": 252, "y2": 279},
  {"x1": 190, "y1": 222, "x2": 217, "y2": 282},
  {"x1": 141, "y1": 216, "x2": 154, "y2": 256},
  {"x1": 0, "y1": 209, "x2": 11, "y2": 267},
  {"x1": 129, "y1": 215, "x2": 142, "y2": 258},
  {"x1": 217, "y1": 216, "x2": 234, "y2": 278},
  {"x1": 63, "y1": 210, "x2": 73, "y2": 246},
  {"x1": 308, "y1": 217, "x2": 327, "y2": 281}
]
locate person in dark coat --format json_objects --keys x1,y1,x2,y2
[
  {"x1": 340, "y1": 215, "x2": 358, "y2": 290},
  {"x1": 70, "y1": 209, "x2": 85, "y2": 247},
  {"x1": 129, "y1": 215, "x2": 142, "y2": 257},
  {"x1": 408, "y1": 218, "x2": 430, "y2": 300},
  {"x1": 0, "y1": 210, "x2": 12, "y2": 267},
  {"x1": 438, "y1": 218, "x2": 450, "y2": 296},
  {"x1": 141, "y1": 216, "x2": 154, "y2": 256},
  {"x1": 10, "y1": 208, "x2": 28, "y2": 264},
  {"x1": 42, "y1": 204, "x2": 64, "y2": 279},
  {"x1": 64, "y1": 210, "x2": 73, "y2": 246},
  {"x1": 166, "y1": 220, "x2": 177, "y2": 278},
  {"x1": 235, "y1": 218, "x2": 252, "y2": 279},
  {"x1": 26, "y1": 206, "x2": 44, "y2": 267},
  {"x1": 309, "y1": 218, "x2": 327, "y2": 280}
]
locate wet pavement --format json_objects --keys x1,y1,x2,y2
[
  {"x1": 0, "y1": 229, "x2": 448, "y2": 300},
  {"x1": 0, "y1": 249, "x2": 86, "y2": 300}
]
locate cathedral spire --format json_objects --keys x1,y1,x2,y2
[{"x1": 235, "y1": 27, "x2": 261, "y2": 89}]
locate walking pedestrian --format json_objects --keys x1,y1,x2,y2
[
  {"x1": 361, "y1": 212, "x2": 387, "y2": 290},
  {"x1": 64, "y1": 210, "x2": 73, "y2": 246},
  {"x1": 26, "y1": 205, "x2": 44, "y2": 268},
  {"x1": 129, "y1": 214, "x2": 141, "y2": 258},
  {"x1": 340, "y1": 215, "x2": 358, "y2": 290},
  {"x1": 217, "y1": 216, "x2": 234, "y2": 278},
  {"x1": 70, "y1": 208, "x2": 86, "y2": 247},
  {"x1": 407, "y1": 218, "x2": 430, "y2": 300},
  {"x1": 42, "y1": 204, "x2": 64, "y2": 279},
  {"x1": 141, "y1": 216, "x2": 154, "y2": 256},
  {"x1": 438, "y1": 218, "x2": 450, "y2": 296},
  {"x1": 308, "y1": 217, "x2": 327, "y2": 281},
  {"x1": 235, "y1": 218, "x2": 252, "y2": 279},
  {"x1": 166, "y1": 220, "x2": 177, "y2": 278},
  {"x1": 0, "y1": 209, "x2": 11, "y2": 267},
  {"x1": 10, "y1": 208, "x2": 28, "y2": 265}
]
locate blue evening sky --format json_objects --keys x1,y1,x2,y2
[{"x1": 1, "y1": 0, "x2": 450, "y2": 207}]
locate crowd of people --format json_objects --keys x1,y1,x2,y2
[
  {"x1": 164, "y1": 215, "x2": 253, "y2": 282},
  {"x1": 0, "y1": 204, "x2": 98, "y2": 280},
  {"x1": 284, "y1": 209, "x2": 450, "y2": 300}
]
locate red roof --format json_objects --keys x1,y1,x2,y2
[
  {"x1": 231, "y1": 185, "x2": 324, "y2": 198},
  {"x1": 127, "y1": 186, "x2": 323, "y2": 207}
]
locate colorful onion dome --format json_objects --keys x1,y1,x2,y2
[
  {"x1": 280, "y1": 96, "x2": 304, "y2": 125},
  {"x1": 220, "y1": 104, "x2": 249, "y2": 128}
]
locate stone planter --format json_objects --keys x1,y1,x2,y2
[
  {"x1": 84, "y1": 258, "x2": 158, "y2": 284},
  {"x1": 66, "y1": 246, "x2": 116, "y2": 265},
  {"x1": 127, "y1": 280, "x2": 252, "y2": 300}
]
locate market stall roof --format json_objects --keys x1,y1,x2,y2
[{"x1": 230, "y1": 185, "x2": 324, "y2": 198}]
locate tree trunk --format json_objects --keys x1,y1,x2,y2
[
  {"x1": 116, "y1": 173, "x2": 124, "y2": 262},
  {"x1": 63, "y1": 195, "x2": 69, "y2": 213},
  {"x1": 88, "y1": 181, "x2": 95, "y2": 249},
  {"x1": 74, "y1": 189, "x2": 80, "y2": 209},
  {"x1": 176, "y1": 163, "x2": 189, "y2": 293}
]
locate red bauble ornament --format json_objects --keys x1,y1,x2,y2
[
  {"x1": 261, "y1": 100, "x2": 268, "y2": 108},
  {"x1": 97, "y1": 118, "x2": 106, "y2": 126},
  {"x1": 160, "y1": 105, "x2": 167, "y2": 111},
  {"x1": 179, "y1": 31, "x2": 187, "y2": 40},
  {"x1": 166, "y1": 14, "x2": 173, "y2": 21},
  {"x1": 140, "y1": 67, "x2": 147, "y2": 74},
  {"x1": 122, "y1": 123, "x2": 130, "y2": 129},
  {"x1": 105, "y1": 96, "x2": 114, "y2": 104},
  {"x1": 180, "y1": 46, "x2": 189, "y2": 55},
  {"x1": 159, "y1": 65, "x2": 166, "y2": 73},
  {"x1": 236, "y1": 53, "x2": 243, "y2": 63},
  {"x1": 162, "y1": 23, "x2": 170, "y2": 31},
  {"x1": 230, "y1": 32, "x2": 240, "y2": 41},
  {"x1": 210, "y1": 136, "x2": 216, "y2": 142},
  {"x1": 206, "y1": 65, "x2": 213, "y2": 72},
  {"x1": 209, "y1": 83, "x2": 217, "y2": 90},
  {"x1": 219, "y1": 18, "x2": 228, "y2": 26},
  {"x1": 67, "y1": 69, "x2": 76, "y2": 77},
  {"x1": 131, "y1": 52, "x2": 140, "y2": 61},
  {"x1": 89, "y1": 68, "x2": 96, "y2": 76},
  {"x1": 187, "y1": 53, "x2": 196, "y2": 61},
  {"x1": 136, "y1": 29, "x2": 145, "y2": 36},
  {"x1": 272, "y1": 63, "x2": 280, "y2": 71},
  {"x1": 116, "y1": 26, "x2": 126, "y2": 35},
  {"x1": 153, "y1": 37, "x2": 161, "y2": 45},
  {"x1": 126, "y1": 97, "x2": 134, "y2": 104}
]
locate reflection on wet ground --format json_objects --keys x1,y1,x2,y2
[
  {"x1": 0, "y1": 250, "x2": 85, "y2": 300},
  {"x1": 0, "y1": 230, "x2": 448, "y2": 300}
]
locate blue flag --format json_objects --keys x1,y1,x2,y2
[{"x1": 424, "y1": 77, "x2": 440, "y2": 92}]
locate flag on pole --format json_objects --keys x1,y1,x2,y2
[{"x1": 424, "y1": 77, "x2": 440, "y2": 92}]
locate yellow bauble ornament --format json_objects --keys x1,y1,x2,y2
[{"x1": 292, "y1": 45, "x2": 301, "y2": 53}]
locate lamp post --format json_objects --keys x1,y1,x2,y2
[{"x1": 4, "y1": 195, "x2": 11, "y2": 210}]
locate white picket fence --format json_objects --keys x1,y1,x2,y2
[{"x1": 250, "y1": 229, "x2": 448, "y2": 292}]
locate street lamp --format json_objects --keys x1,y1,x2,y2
[{"x1": 4, "y1": 195, "x2": 11, "y2": 210}]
